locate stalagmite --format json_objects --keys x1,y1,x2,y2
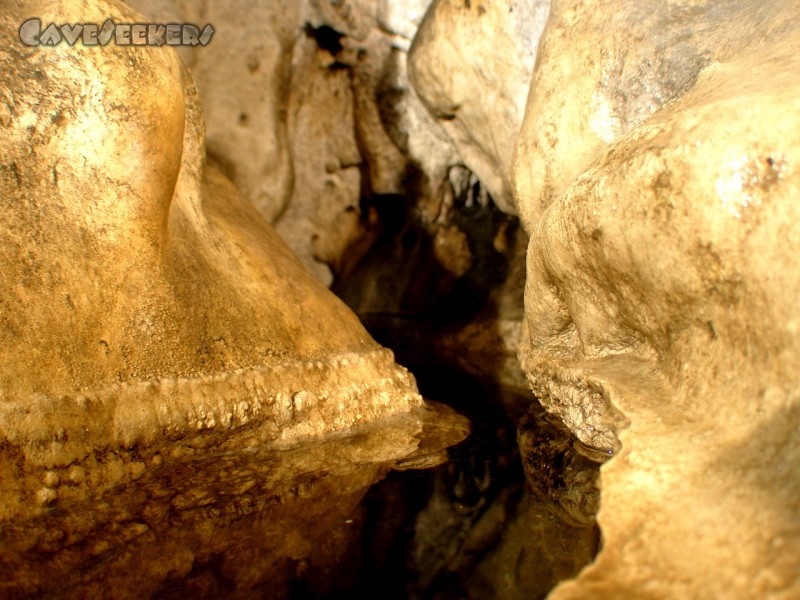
[{"x1": 0, "y1": 1, "x2": 466, "y2": 595}]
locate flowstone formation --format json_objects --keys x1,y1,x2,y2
[
  {"x1": 511, "y1": 0, "x2": 800, "y2": 597},
  {"x1": 409, "y1": 0, "x2": 800, "y2": 597},
  {"x1": 130, "y1": 0, "x2": 535, "y2": 400},
  {"x1": 5, "y1": 0, "x2": 796, "y2": 597},
  {"x1": 0, "y1": 0, "x2": 467, "y2": 595},
  {"x1": 130, "y1": 0, "x2": 459, "y2": 285}
]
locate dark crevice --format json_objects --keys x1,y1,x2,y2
[
  {"x1": 304, "y1": 23, "x2": 345, "y2": 56},
  {"x1": 326, "y1": 167, "x2": 601, "y2": 599}
]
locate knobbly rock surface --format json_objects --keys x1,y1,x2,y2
[
  {"x1": 133, "y1": 0, "x2": 531, "y2": 396},
  {"x1": 1, "y1": 401, "x2": 468, "y2": 597},
  {"x1": 406, "y1": 0, "x2": 800, "y2": 595},
  {"x1": 0, "y1": 1, "x2": 469, "y2": 595},
  {"x1": 513, "y1": 1, "x2": 800, "y2": 597},
  {"x1": 0, "y1": 0, "x2": 424, "y2": 439},
  {"x1": 511, "y1": 0, "x2": 796, "y2": 231},
  {"x1": 5, "y1": 0, "x2": 798, "y2": 597}
]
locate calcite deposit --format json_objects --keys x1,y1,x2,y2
[
  {"x1": 511, "y1": 0, "x2": 798, "y2": 230},
  {"x1": 409, "y1": 0, "x2": 550, "y2": 216},
  {"x1": 1, "y1": 401, "x2": 467, "y2": 597},
  {"x1": 512, "y1": 0, "x2": 800, "y2": 597},
  {"x1": 130, "y1": 0, "x2": 459, "y2": 285},
  {"x1": 0, "y1": 0, "x2": 467, "y2": 595},
  {"x1": 408, "y1": 0, "x2": 800, "y2": 597},
  {"x1": 3, "y1": 0, "x2": 799, "y2": 597}
]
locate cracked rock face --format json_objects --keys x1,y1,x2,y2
[
  {"x1": 0, "y1": 1, "x2": 468, "y2": 593},
  {"x1": 512, "y1": 0, "x2": 800, "y2": 597}
]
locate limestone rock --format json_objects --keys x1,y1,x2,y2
[
  {"x1": 511, "y1": 0, "x2": 794, "y2": 230},
  {"x1": 0, "y1": 2, "x2": 469, "y2": 593},
  {"x1": 0, "y1": 0, "x2": 416, "y2": 428},
  {"x1": 131, "y1": 0, "x2": 301, "y2": 223},
  {"x1": 514, "y1": 2, "x2": 800, "y2": 595},
  {"x1": 409, "y1": 0, "x2": 550, "y2": 215},
  {"x1": 1, "y1": 400, "x2": 468, "y2": 597},
  {"x1": 273, "y1": 27, "x2": 365, "y2": 285},
  {"x1": 131, "y1": 0, "x2": 458, "y2": 284},
  {"x1": 377, "y1": 0, "x2": 432, "y2": 42},
  {"x1": 401, "y1": 0, "x2": 550, "y2": 398}
]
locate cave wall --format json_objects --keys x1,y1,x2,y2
[{"x1": 1, "y1": 0, "x2": 798, "y2": 598}]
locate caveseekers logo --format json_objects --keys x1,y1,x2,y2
[{"x1": 19, "y1": 18, "x2": 215, "y2": 47}]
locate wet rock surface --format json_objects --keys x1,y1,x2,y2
[
  {"x1": 512, "y1": 0, "x2": 800, "y2": 597},
  {"x1": 332, "y1": 178, "x2": 600, "y2": 598},
  {"x1": 3, "y1": 0, "x2": 799, "y2": 598},
  {"x1": 0, "y1": 403, "x2": 468, "y2": 598},
  {"x1": 288, "y1": 370, "x2": 598, "y2": 600},
  {"x1": 0, "y1": 1, "x2": 468, "y2": 596}
]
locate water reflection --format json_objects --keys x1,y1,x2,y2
[
  {"x1": 329, "y1": 371, "x2": 600, "y2": 600},
  {"x1": 0, "y1": 403, "x2": 468, "y2": 598}
]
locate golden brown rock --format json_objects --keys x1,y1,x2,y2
[
  {"x1": 511, "y1": 0, "x2": 797, "y2": 231},
  {"x1": 131, "y1": 0, "x2": 459, "y2": 285},
  {"x1": 0, "y1": 0, "x2": 420, "y2": 444},
  {"x1": 130, "y1": 0, "x2": 301, "y2": 223},
  {"x1": 513, "y1": 1, "x2": 800, "y2": 596},
  {"x1": 405, "y1": 0, "x2": 800, "y2": 595},
  {"x1": 1, "y1": 401, "x2": 468, "y2": 597},
  {"x1": 0, "y1": 1, "x2": 469, "y2": 593}
]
